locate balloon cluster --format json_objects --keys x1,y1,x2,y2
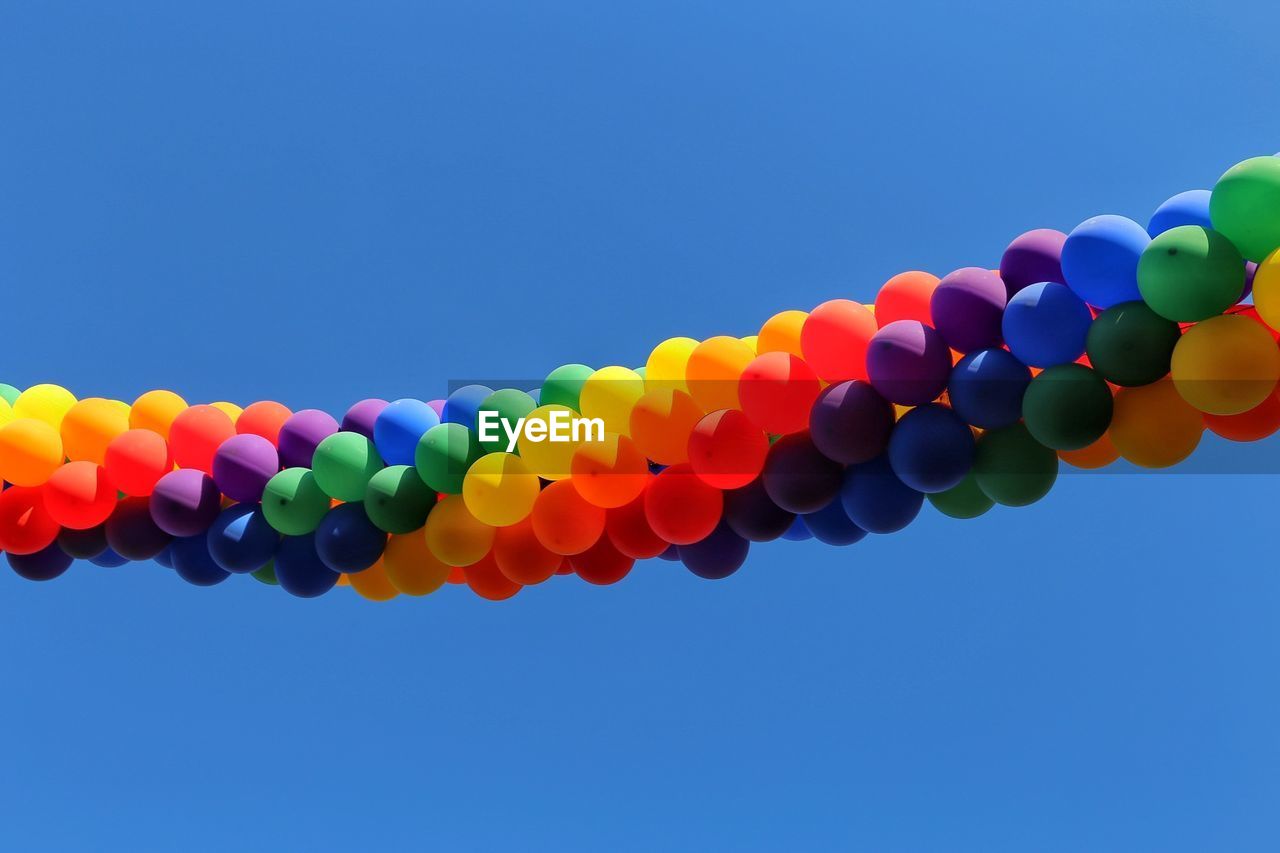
[{"x1": 4, "y1": 156, "x2": 1280, "y2": 601}]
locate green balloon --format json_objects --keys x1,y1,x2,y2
[
  {"x1": 1210, "y1": 156, "x2": 1280, "y2": 263},
  {"x1": 1136, "y1": 225, "x2": 1244, "y2": 322},
  {"x1": 1085, "y1": 301, "x2": 1181, "y2": 387},
  {"x1": 477, "y1": 388, "x2": 537, "y2": 453},
  {"x1": 312, "y1": 431, "x2": 384, "y2": 501},
  {"x1": 364, "y1": 465, "x2": 436, "y2": 533},
  {"x1": 539, "y1": 364, "x2": 593, "y2": 412},
  {"x1": 415, "y1": 423, "x2": 483, "y2": 494},
  {"x1": 0, "y1": 383, "x2": 19, "y2": 406},
  {"x1": 262, "y1": 468, "x2": 331, "y2": 535},
  {"x1": 251, "y1": 561, "x2": 279, "y2": 585},
  {"x1": 973, "y1": 423, "x2": 1058, "y2": 507},
  {"x1": 927, "y1": 472, "x2": 994, "y2": 519},
  {"x1": 1022, "y1": 364, "x2": 1113, "y2": 451}
]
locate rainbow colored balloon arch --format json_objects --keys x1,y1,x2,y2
[{"x1": 4, "y1": 156, "x2": 1280, "y2": 600}]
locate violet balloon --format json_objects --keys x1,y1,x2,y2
[
  {"x1": 930, "y1": 267, "x2": 1007, "y2": 353},
  {"x1": 762, "y1": 432, "x2": 845, "y2": 514},
  {"x1": 277, "y1": 409, "x2": 339, "y2": 469},
  {"x1": 340, "y1": 398, "x2": 389, "y2": 440},
  {"x1": 865, "y1": 320, "x2": 952, "y2": 406},
  {"x1": 212, "y1": 433, "x2": 279, "y2": 503},
  {"x1": 149, "y1": 469, "x2": 223, "y2": 538},
  {"x1": 809, "y1": 380, "x2": 895, "y2": 465},
  {"x1": 679, "y1": 522, "x2": 750, "y2": 580},
  {"x1": 999, "y1": 228, "x2": 1066, "y2": 298}
]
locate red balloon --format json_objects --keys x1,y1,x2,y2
[
  {"x1": 644, "y1": 463, "x2": 723, "y2": 545},
  {"x1": 168, "y1": 405, "x2": 235, "y2": 474},
  {"x1": 569, "y1": 536, "x2": 634, "y2": 585},
  {"x1": 237, "y1": 401, "x2": 294, "y2": 445},
  {"x1": 464, "y1": 553, "x2": 522, "y2": 601},
  {"x1": 0, "y1": 486, "x2": 61, "y2": 555},
  {"x1": 493, "y1": 517, "x2": 563, "y2": 585},
  {"x1": 104, "y1": 429, "x2": 174, "y2": 496},
  {"x1": 43, "y1": 461, "x2": 118, "y2": 529},
  {"x1": 738, "y1": 351, "x2": 822, "y2": 435},
  {"x1": 606, "y1": 492, "x2": 669, "y2": 559},
  {"x1": 1205, "y1": 385, "x2": 1280, "y2": 442},
  {"x1": 687, "y1": 409, "x2": 769, "y2": 490},
  {"x1": 801, "y1": 299, "x2": 877, "y2": 382}
]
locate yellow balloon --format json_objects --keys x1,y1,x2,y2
[
  {"x1": 1171, "y1": 314, "x2": 1280, "y2": 415},
  {"x1": 686, "y1": 336, "x2": 755, "y2": 413},
  {"x1": 578, "y1": 366, "x2": 645, "y2": 436},
  {"x1": 0, "y1": 398, "x2": 13, "y2": 428},
  {"x1": 425, "y1": 494, "x2": 495, "y2": 567},
  {"x1": 1109, "y1": 378, "x2": 1203, "y2": 468},
  {"x1": 645, "y1": 337, "x2": 699, "y2": 393},
  {"x1": 210, "y1": 401, "x2": 243, "y2": 423},
  {"x1": 130, "y1": 390, "x2": 188, "y2": 438},
  {"x1": 0, "y1": 418, "x2": 64, "y2": 486},
  {"x1": 1252, "y1": 247, "x2": 1280, "y2": 332},
  {"x1": 348, "y1": 559, "x2": 400, "y2": 602},
  {"x1": 517, "y1": 404, "x2": 580, "y2": 480},
  {"x1": 13, "y1": 384, "x2": 77, "y2": 428},
  {"x1": 61, "y1": 397, "x2": 131, "y2": 464},
  {"x1": 462, "y1": 452, "x2": 540, "y2": 527},
  {"x1": 757, "y1": 309, "x2": 808, "y2": 356},
  {"x1": 383, "y1": 529, "x2": 451, "y2": 595}
]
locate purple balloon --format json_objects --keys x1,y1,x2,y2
[
  {"x1": 930, "y1": 267, "x2": 1007, "y2": 353},
  {"x1": 722, "y1": 477, "x2": 796, "y2": 542},
  {"x1": 999, "y1": 228, "x2": 1066, "y2": 298},
  {"x1": 866, "y1": 320, "x2": 952, "y2": 406},
  {"x1": 150, "y1": 469, "x2": 223, "y2": 538},
  {"x1": 809, "y1": 380, "x2": 895, "y2": 465},
  {"x1": 761, "y1": 432, "x2": 845, "y2": 514},
  {"x1": 106, "y1": 496, "x2": 172, "y2": 561},
  {"x1": 8, "y1": 542, "x2": 73, "y2": 582},
  {"x1": 679, "y1": 522, "x2": 750, "y2": 580},
  {"x1": 277, "y1": 409, "x2": 338, "y2": 469},
  {"x1": 426, "y1": 399, "x2": 446, "y2": 418},
  {"x1": 1243, "y1": 261, "x2": 1258, "y2": 302},
  {"x1": 212, "y1": 433, "x2": 279, "y2": 503},
  {"x1": 341, "y1": 398, "x2": 389, "y2": 440}
]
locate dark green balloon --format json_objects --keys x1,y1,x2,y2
[
  {"x1": 973, "y1": 423, "x2": 1058, "y2": 507},
  {"x1": 364, "y1": 464, "x2": 436, "y2": 533},
  {"x1": 539, "y1": 364, "x2": 594, "y2": 412},
  {"x1": 415, "y1": 423, "x2": 483, "y2": 494},
  {"x1": 251, "y1": 561, "x2": 279, "y2": 585},
  {"x1": 927, "y1": 472, "x2": 994, "y2": 519},
  {"x1": 1085, "y1": 301, "x2": 1181, "y2": 387},
  {"x1": 262, "y1": 468, "x2": 331, "y2": 535},
  {"x1": 1136, "y1": 225, "x2": 1243, "y2": 322},
  {"x1": 1022, "y1": 364, "x2": 1114, "y2": 451},
  {"x1": 477, "y1": 388, "x2": 537, "y2": 453}
]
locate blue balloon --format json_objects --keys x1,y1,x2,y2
[
  {"x1": 780, "y1": 515, "x2": 813, "y2": 541},
  {"x1": 887, "y1": 403, "x2": 975, "y2": 493},
  {"x1": 679, "y1": 522, "x2": 750, "y2": 579},
  {"x1": 274, "y1": 533, "x2": 340, "y2": 598},
  {"x1": 947, "y1": 349, "x2": 1030, "y2": 429},
  {"x1": 314, "y1": 503, "x2": 386, "y2": 573},
  {"x1": 441, "y1": 384, "x2": 494, "y2": 427},
  {"x1": 1002, "y1": 282, "x2": 1093, "y2": 368},
  {"x1": 840, "y1": 455, "x2": 924, "y2": 534},
  {"x1": 373, "y1": 398, "x2": 441, "y2": 467},
  {"x1": 8, "y1": 543, "x2": 73, "y2": 581},
  {"x1": 171, "y1": 535, "x2": 232, "y2": 587},
  {"x1": 90, "y1": 547, "x2": 130, "y2": 568},
  {"x1": 153, "y1": 545, "x2": 174, "y2": 568},
  {"x1": 208, "y1": 504, "x2": 280, "y2": 573},
  {"x1": 1060, "y1": 214, "x2": 1150, "y2": 308},
  {"x1": 1147, "y1": 189, "x2": 1211, "y2": 238},
  {"x1": 656, "y1": 544, "x2": 681, "y2": 561},
  {"x1": 802, "y1": 499, "x2": 867, "y2": 546}
]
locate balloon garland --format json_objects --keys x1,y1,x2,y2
[{"x1": 4, "y1": 155, "x2": 1280, "y2": 600}]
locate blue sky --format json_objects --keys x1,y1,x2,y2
[{"x1": 2, "y1": 2, "x2": 1279, "y2": 850}]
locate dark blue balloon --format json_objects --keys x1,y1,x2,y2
[
  {"x1": 679, "y1": 522, "x2": 750, "y2": 580},
  {"x1": 840, "y1": 455, "x2": 924, "y2": 534},
  {"x1": 887, "y1": 403, "x2": 976, "y2": 493},
  {"x1": 656, "y1": 544, "x2": 681, "y2": 562},
  {"x1": 948, "y1": 349, "x2": 1031, "y2": 429},
  {"x1": 1002, "y1": 282, "x2": 1093, "y2": 368},
  {"x1": 441, "y1": 384, "x2": 494, "y2": 427},
  {"x1": 90, "y1": 547, "x2": 130, "y2": 568},
  {"x1": 8, "y1": 543, "x2": 73, "y2": 581},
  {"x1": 780, "y1": 515, "x2": 812, "y2": 541},
  {"x1": 208, "y1": 504, "x2": 280, "y2": 573},
  {"x1": 171, "y1": 535, "x2": 232, "y2": 587},
  {"x1": 1147, "y1": 189, "x2": 1211, "y2": 238},
  {"x1": 153, "y1": 545, "x2": 174, "y2": 569},
  {"x1": 1060, "y1": 214, "x2": 1149, "y2": 308},
  {"x1": 373, "y1": 398, "x2": 441, "y2": 466},
  {"x1": 274, "y1": 533, "x2": 340, "y2": 598},
  {"x1": 802, "y1": 499, "x2": 867, "y2": 546},
  {"x1": 314, "y1": 503, "x2": 386, "y2": 573}
]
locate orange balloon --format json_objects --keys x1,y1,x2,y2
[
  {"x1": 382, "y1": 529, "x2": 451, "y2": 595},
  {"x1": 875, "y1": 270, "x2": 940, "y2": 327},
  {"x1": 464, "y1": 553, "x2": 522, "y2": 601},
  {"x1": 348, "y1": 559, "x2": 400, "y2": 602},
  {"x1": 1109, "y1": 378, "x2": 1203, "y2": 468},
  {"x1": 685, "y1": 336, "x2": 755, "y2": 413},
  {"x1": 424, "y1": 494, "x2": 494, "y2": 567},
  {"x1": 530, "y1": 478, "x2": 606, "y2": 556},
  {"x1": 130, "y1": 390, "x2": 188, "y2": 439},
  {"x1": 43, "y1": 461, "x2": 118, "y2": 529},
  {"x1": 237, "y1": 401, "x2": 293, "y2": 445},
  {"x1": 570, "y1": 433, "x2": 649, "y2": 508},
  {"x1": 61, "y1": 398, "x2": 131, "y2": 464},
  {"x1": 103, "y1": 429, "x2": 174, "y2": 496},
  {"x1": 493, "y1": 517, "x2": 563, "y2": 585},
  {"x1": 1058, "y1": 433, "x2": 1120, "y2": 470},
  {"x1": 629, "y1": 388, "x2": 703, "y2": 466},
  {"x1": 757, "y1": 310, "x2": 808, "y2": 356},
  {"x1": 0, "y1": 418, "x2": 64, "y2": 487},
  {"x1": 168, "y1": 405, "x2": 235, "y2": 474}
]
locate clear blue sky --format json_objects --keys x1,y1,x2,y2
[{"x1": 3, "y1": 2, "x2": 1279, "y2": 851}]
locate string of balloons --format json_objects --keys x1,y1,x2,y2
[{"x1": 3, "y1": 155, "x2": 1280, "y2": 601}]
